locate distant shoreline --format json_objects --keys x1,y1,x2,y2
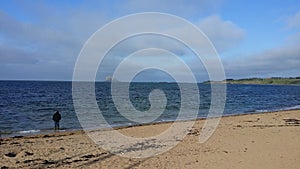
[
  {"x1": 1, "y1": 76, "x2": 300, "y2": 84},
  {"x1": 203, "y1": 77, "x2": 300, "y2": 85}
]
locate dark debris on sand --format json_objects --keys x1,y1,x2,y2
[
  {"x1": 4, "y1": 152, "x2": 17, "y2": 158},
  {"x1": 283, "y1": 118, "x2": 300, "y2": 125}
]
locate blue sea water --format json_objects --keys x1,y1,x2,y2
[{"x1": 0, "y1": 81, "x2": 300, "y2": 137}]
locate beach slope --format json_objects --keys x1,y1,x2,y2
[{"x1": 1, "y1": 110, "x2": 300, "y2": 169}]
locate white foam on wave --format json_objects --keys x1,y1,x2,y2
[
  {"x1": 279, "y1": 105, "x2": 300, "y2": 111},
  {"x1": 18, "y1": 130, "x2": 41, "y2": 134},
  {"x1": 255, "y1": 109, "x2": 269, "y2": 113},
  {"x1": 255, "y1": 105, "x2": 300, "y2": 114}
]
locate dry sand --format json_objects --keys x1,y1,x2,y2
[{"x1": 1, "y1": 110, "x2": 300, "y2": 169}]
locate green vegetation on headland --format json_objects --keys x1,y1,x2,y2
[{"x1": 203, "y1": 77, "x2": 300, "y2": 85}]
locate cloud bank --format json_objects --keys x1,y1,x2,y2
[{"x1": 0, "y1": 1, "x2": 299, "y2": 81}]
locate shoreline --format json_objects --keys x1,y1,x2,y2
[{"x1": 2, "y1": 107, "x2": 300, "y2": 139}]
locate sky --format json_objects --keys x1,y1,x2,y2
[{"x1": 0, "y1": 0, "x2": 300, "y2": 82}]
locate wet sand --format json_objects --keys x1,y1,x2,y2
[{"x1": 1, "y1": 110, "x2": 300, "y2": 169}]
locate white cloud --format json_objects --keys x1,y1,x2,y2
[
  {"x1": 0, "y1": 46, "x2": 38, "y2": 64},
  {"x1": 2, "y1": 1, "x2": 297, "y2": 81},
  {"x1": 124, "y1": 0, "x2": 223, "y2": 17},
  {"x1": 223, "y1": 11, "x2": 300, "y2": 79},
  {"x1": 225, "y1": 44, "x2": 300, "y2": 77},
  {"x1": 286, "y1": 11, "x2": 300, "y2": 29},
  {"x1": 197, "y1": 15, "x2": 245, "y2": 53},
  {"x1": 75, "y1": 13, "x2": 242, "y2": 82}
]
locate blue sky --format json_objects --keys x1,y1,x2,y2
[{"x1": 0, "y1": 0, "x2": 300, "y2": 81}]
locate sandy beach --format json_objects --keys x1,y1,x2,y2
[{"x1": 1, "y1": 110, "x2": 299, "y2": 169}]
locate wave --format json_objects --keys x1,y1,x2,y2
[
  {"x1": 276, "y1": 105, "x2": 300, "y2": 111},
  {"x1": 2, "y1": 104, "x2": 300, "y2": 138},
  {"x1": 255, "y1": 105, "x2": 300, "y2": 113},
  {"x1": 18, "y1": 129, "x2": 41, "y2": 134}
]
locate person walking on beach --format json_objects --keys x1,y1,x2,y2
[{"x1": 52, "y1": 111, "x2": 61, "y2": 130}]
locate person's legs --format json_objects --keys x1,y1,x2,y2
[{"x1": 54, "y1": 121, "x2": 59, "y2": 130}]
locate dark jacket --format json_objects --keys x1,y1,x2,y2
[{"x1": 53, "y1": 112, "x2": 61, "y2": 122}]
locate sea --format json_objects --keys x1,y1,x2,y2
[{"x1": 1, "y1": 81, "x2": 300, "y2": 137}]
